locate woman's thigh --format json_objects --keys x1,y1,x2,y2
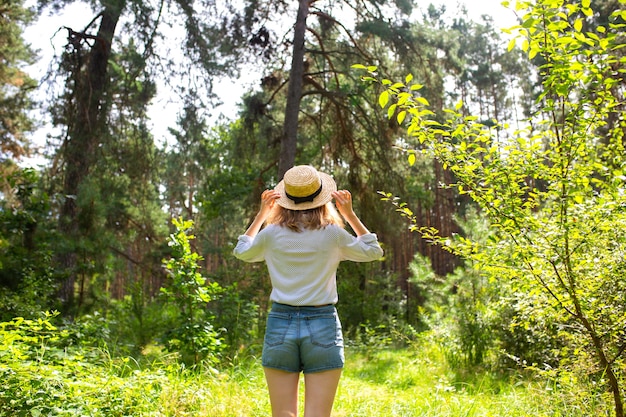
[
  {"x1": 303, "y1": 369, "x2": 342, "y2": 417},
  {"x1": 264, "y1": 368, "x2": 300, "y2": 417}
]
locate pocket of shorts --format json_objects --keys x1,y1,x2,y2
[
  {"x1": 264, "y1": 313, "x2": 291, "y2": 347},
  {"x1": 306, "y1": 313, "x2": 343, "y2": 348}
]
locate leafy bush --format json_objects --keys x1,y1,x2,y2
[
  {"x1": 490, "y1": 288, "x2": 569, "y2": 370},
  {"x1": 411, "y1": 256, "x2": 495, "y2": 367},
  {"x1": 337, "y1": 262, "x2": 405, "y2": 334},
  {"x1": 0, "y1": 168, "x2": 58, "y2": 321},
  {"x1": 104, "y1": 296, "x2": 172, "y2": 355},
  {"x1": 0, "y1": 312, "x2": 171, "y2": 416},
  {"x1": 160, "y1": 218, "x2": 223, "y2": 366},
  {"x1": 361, "y1": 2, "x2": 626, "y2": 412},
  {"x1": 0, "y1": 312, "x2": 611, "y2": 416},
  {"x1": 211, "y1": 282, "x2": 261, "y2": 358}
]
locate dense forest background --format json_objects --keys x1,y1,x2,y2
[{"x1": 2, "y1": 0, "x2": 626, "y2": 415}]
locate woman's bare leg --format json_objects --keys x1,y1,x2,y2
[
  {"x1": 264, "y1": 367, "x2": 300, "y2": 417},
  {"x1": 303, "y1": 369, "x2": 342, "y2": 417}
]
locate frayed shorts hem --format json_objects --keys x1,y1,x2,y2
[{"x1": 262, "y1": 363, "x2": 344, "y2": 374}]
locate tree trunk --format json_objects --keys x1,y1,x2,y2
[
  {"x1": 573, "y1": 295, "x2": 624, "y2": 417},
  {"x1": 429, "y1": 160, "x2": 461, "y2": 275},
  {"x1": 57, "y1": 0, "x2": 126, "y2": 309},
  {"x1": 277, "y1": 0, "x2": 310, "y2": 179}
]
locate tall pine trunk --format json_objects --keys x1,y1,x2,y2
[
  {"x1": 277, "y1": 0, "x2": 311, "y2": 179},
  {"x1": 57, "y1": 0, "x2": 126, "y2": 310}
]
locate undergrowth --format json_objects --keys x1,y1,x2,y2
[{"x1": 0, "y1": 314, "x2": 612, "y2": 416}]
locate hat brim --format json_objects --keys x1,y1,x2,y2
[{"x1": 274, "y1": 171, "x2": 337, "y2": 211}]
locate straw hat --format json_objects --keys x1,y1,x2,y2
[{"x1": 274, "y1": 165, "x2": 337, "y2": 210}]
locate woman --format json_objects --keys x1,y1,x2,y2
[{"x1": 233, "y1": 165, "x2": 383, "y2": 417}]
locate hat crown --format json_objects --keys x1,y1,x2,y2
[
  {"x1": 284, "y1": 166, "x2": 322, "y2": 198},
  {"x1": 274, "y1": 165, "x2": 336, "y2": 210}
]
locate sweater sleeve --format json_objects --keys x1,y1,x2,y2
[
  {"x1": 233, "y1": 233, "x2": 266, "y2": 262},
  {"x1": 338, "y1": 228, "x2": 383, "y2": 262}
]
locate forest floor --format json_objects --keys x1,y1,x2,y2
[
  {"x1": 332, "y1": 348, "x2": 606, "y2": 417},
  {"x1": 1, "y1": 335, "x2": 611, "y2": 416},
  {"x1": 160, "y1": 344, "x2": 609, "y2": 416}
]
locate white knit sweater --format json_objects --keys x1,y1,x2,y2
[{"x1": 233, "y1": 224, "x2": 383, "y2": 306}]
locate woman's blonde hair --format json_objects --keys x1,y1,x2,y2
[{"x1": 267, "y1": 202, "x2": 344, "y2": 231}]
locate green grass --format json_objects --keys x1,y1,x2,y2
[
  {"x1": 1, "y1": 336, "x2": 612, "y2": 416},
  {"x1": 155, "y1": 344, "x2": 610, "y2": 417},
  {"x1": 337, "y1": 349, "x2": 568, "y2": 417},
  {"x1": 339, "y1": 346, "x2": 607, "y2": 417}
]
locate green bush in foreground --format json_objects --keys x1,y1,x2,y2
[
  {"x1": 359, "y1": 0, "x2": 626, "y2": 414},
  {"x1": 160, "y1": 218, "x2": 223, "y2": 366},
  {"x1": 0, "y1": 313, "x2": 610, "y2": 416}
]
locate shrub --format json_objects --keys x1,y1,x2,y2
[{"x1": 160, "y1": 218, "x2": 223, "y2": 366}]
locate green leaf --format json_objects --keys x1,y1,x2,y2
[
  {"x1": 379, "y1": 90, "x2": 390, "y2": 108},
  {"x1": 397, "y1": 110, "x2": 407, "y2": 125},
  {"x1": 522, "y1": 17, "x2": 536, "y2": 28},
  {"x1": 587, "y1": 32, "x2": 600, "y2": 41},
  {"x1": 408, "y1": 153, "x2": 416, "y2": 166},
  {"x1": 556, "y1": 37, "x2": 575, "y2": 45},
  {"x1": 397, "y1": 92, "x2": 411, "y2": 106},
  {"x1": 508, "y1": 38, "x2": 517, "y2": 51},
  {"x1": 416, "y1": 97, "x2": 430, "y2": 106},
  {"x1": 574, "y1": 18, "x2": 583, "y2": 32}
]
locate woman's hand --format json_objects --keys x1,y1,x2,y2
[
  {"x1": 243, "y1": 189, "x2": 280, "y2": 238},
  {"x1": 259, "y1": 189, "x2": 280, "y2": 219},
  {"x1": 332, "y1": 190, "x2": 354, "y2": 218},
  {"x1": 332, "y1": 190, "x2": 371, "y2": 236}
]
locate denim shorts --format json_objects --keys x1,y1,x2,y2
[{"x1": 262, "y1": 303, "x2": 344, "y2": 374}]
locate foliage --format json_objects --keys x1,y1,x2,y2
[
  {"x1": 0, "y1": 168, "x2": 58, "y2": 321},
  {"x1": 337, "y1": 261, "x2": 409, "y2": 339},
  {"x1": 0, "y1": 1, "x2": 48, "y2": 316},
  {"x1": 210, "y1": 282, "x2": 261, "y2": 359},
  {"x1": 412, "y1": 260, "x2": 490, "y2": 367},
  {"x1": 160, "y1": 217, "x2": 223, "y2": 366},
  {"x1": 6, "y1": 0, "x2": 611, "y2": 396},
  {"x1": 46, "y1": 29, "x2": 169, "y2": 314},
  {"x1": 490, "y1": 284, "x2": 569, "y2": 370},
  {"x1": 104, "y1": 296, "x2": 170, "y2": 354},
  {"x1": 0, "y1": 0, "x2": 37, "y2": 162},
  {"x1": 0, "y1": 312, "x2": 174, "y2": 416},
  {"x1": 411, "y1": 208, "x2": 566, "y2": 370},
  {"x1": 359, "y1": 0, "x2": 626, "y2": 415},
  {"x1": 41, "y1": 0, "x2": 255, "y2": 312},
  {"x1": 0, "y1": 316, "x2": 610, "y2": 416},
  {"x1": 10, "y1": 0, "x2": 530, "y2": 342}
]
